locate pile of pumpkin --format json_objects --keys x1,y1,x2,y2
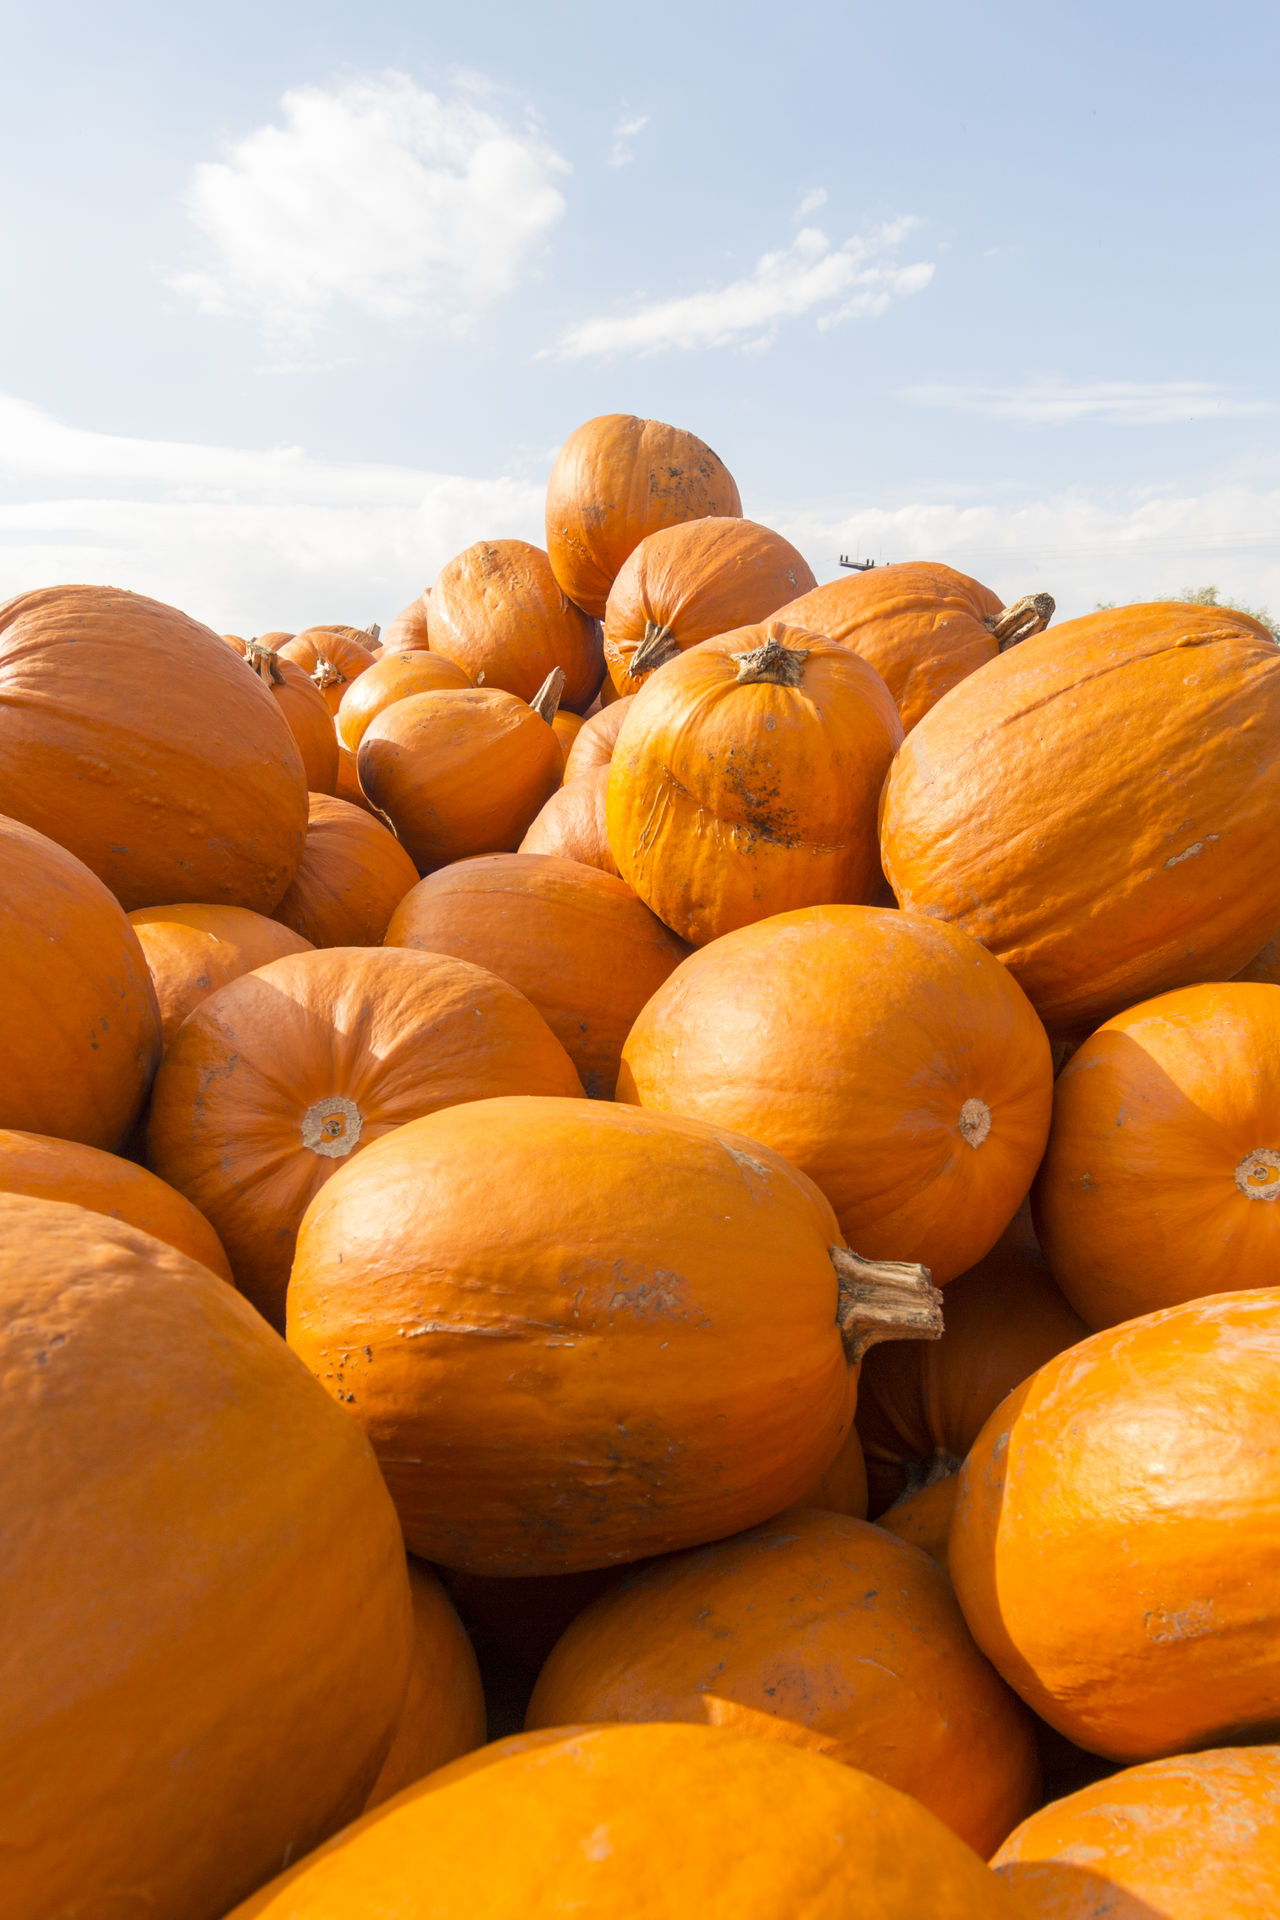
[{"x1": 1, "y1": 409, "x2": 1278, "y2": 1920}]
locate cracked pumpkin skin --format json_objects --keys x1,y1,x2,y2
[
  {"x1": 950, "y1": 1289, "x2": 1280, "y2": 1761},
  {"x1": 880, "y1": 601, "x2": 1280, "y2": 1035}
]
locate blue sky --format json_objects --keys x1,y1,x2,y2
[{"x1": 3, "y1": 0, "x2": 1277, "y2": 633}]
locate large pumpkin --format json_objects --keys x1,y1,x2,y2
[
  {"x1": 225, "y1": 637, "x2": 339, "y2": 794},
  {"x1": 0, "y1": 1194, "x2": 411, "y2": 1920},
  {"x1": 1, "y1": 814, "x2": 161, "y2": 1149},
  {"x1": 545, "y1": 414, "x2": 743, "y2": 619},
  {"x1": 380, "y1": 592, "x2": 431, "y2": 654},
  {"x1": 271, "y1": 795, "x2": 419, "y2": 948},
  {"x1": 149, "y1": 947, "x2": 582, "y2": 1326},
  {"x1": 562, "y1": 696, "x2": 634, "y2": 781},
  {"x1": 607, "y1": 624, "x2": 903, "y2": 945},
  {"x1": 335, "y1": 650, "x2": 472, "y2": 753},
  {"x1": 427, "y1": 540, "x2": 605, "y2": 712},
  {"x1": 385, "y1": 853, "x2": 688, "y2": 1097},
  {"x1": 620, "y1": 905, "x2": 1053, "y2": 1282},
  {"x1": 950, "y1": 1288, "x2": 1280, "y2": 1759},
  {"x1": 287, "y1": 1097, "x2": 942, "y2": 1574},
  {"x1": 279, "y1": 627, "x2": 377, "y2": 715},
  {"x1": 0, "y1": 585, "x2": 308, "y2": 911},
  {"x1": 880, "y1": 602, "x2": 1280, "y2": 1034},
  {"x1": 603, "y1": 517, "x2": 816, "y2": 696},
  {"x1": 527, "y1": 1510, "x2": 1038, "y2": 1856},
  {"x1": 520, "y1": 766, "x2": 618, "y2": 874},
  {"x1": 364, "y1": 1560, "x2": 486, "y2": 1811},
  {"x1": 129, "y1": 902, "x2": 313, "y2": 1048}
]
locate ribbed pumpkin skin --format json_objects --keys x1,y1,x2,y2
[
  {"x1": 364, "y1": 1561, "x2": 486, "y2": 1812},
  {"x1": 1, "y1": 815, "x2": 161, "y2": 1149},
  {"x1": 288, "y1": 1098, "x2": 854, "y2": 1574},
  {"x1": 545, "y1": 414, "x2": 743, "y2": 619},
  {"x1": 1034, "y1": 982, "x2": 1280, "y2": 1328},
  {"x1": 562, "y1": 696, "x2": 634, "y2": 781},
  {"x1": 776, "y1": 562, "x2": 1004, "y2": 732},
  {"x1": 279, "y1": 628, "x2": 376, "y2": 715},
  {"x1": 993, "y1": 1746, "x2": 1280, "y2": 1919},
  {"x1": 380, "y1": 593, "x2": 431, "y2": 654},
  {"x1": 149, "y1": 948, "x2": 582, "y2": 1327},
  {"x1": 386, "y1": 853, "x2": 688, "y2": 1097},
  {"x1": 528, "y1": 1511, "x2": 1038, "y2": 1856},
  {"x1": 950, "y1": 1289, "x2": 1280, "y2": 1760},
  {"x1": 129, "y1": 903, "x2": 314, "y2": 1049},
  {"x1": 336, "y1": 651, "x2": 472, "y2": 752},
  {"x1": 224, "y1": 637, "x2": 339, "y2": 794},
  {"x1": 607, "y1": 625, "x2": 904, "y2": 946},
  {"x1": 520, "y1": 765, "x2": 619, "y2": 875},
  {"x1": 881, "y1": 602, "x2": 1280, "y2": 1034},
  {"x1": 0, "y1": 1194, "x2": 412, "y2": 1920},
  {"x1": 603, "y1": 518, "x2": 817, "y2": 696},
  {"x1": 272, "y1": 795, "x2": 419, "y2": 948},
  {"x1": 358, "y1": 688, "x2": 562, "y2": 874},
  {"x1": 0, "y1": 586, "x2": 309, "y2": 911},
  {"x1": 620, "y1": 906, "x2": 1053, "y2": 1283},
  {"x1": 427, "y1": 540, "x2": 605, "y2": 712}
]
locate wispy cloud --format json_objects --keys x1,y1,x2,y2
[
  {"x1": 608, "y1": 111, "x2": 649, "y2": 167},
  {"x1": 905, "y1": 380, "x2": 1279, "y2": 426},
  {"x1": 795, "y1": 187, "x2": 827, "y2": 218},
  {"x1": 546, "y1": 217, "x2": 934, "y2": 358}
]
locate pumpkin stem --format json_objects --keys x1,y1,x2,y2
[
  {"x1": 986, "y1": 593, "x2": 1056, "y2": 651},
  {"x1": 365, "y1": 622, "x2": 381, "y2": 642},
  {"x1": 530, "y1": 667, "x2": 566, "y2": 723},
  {"x1": 311, "y1": 655, "x2": 342, "y2": 693},
  {"x1": 243, "y1": 638, "x2": 285, "y2": 687},
  {"x1": 893, "y1": 1449, "x2": 964, "y2": 1502},
  {"x1": 732, "y1": 635, "x2": 810, "y2": 686},
  {"x1": 830, "y1": 1248, "x2": 944, "y2": 1365},
  {"x1": 630, "y1": 621, "x2": 681, "y2": 677}
]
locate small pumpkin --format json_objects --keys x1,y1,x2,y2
[
  {"x1": 279, "y1": 626, "x2": 377, "y2": 715},
  {"x1": 336, "y1": 650, "x2": 472, "y2": 753},
  {"x1": 426, "y1": 540, "x2": 604, "y2": 713},
  {"x1": 128, "y1": 902, "x2": 313, "y2": 1050},
  {"x1": 364, "y1": 1560, "x2": 486, "y2": 1811},
  {"x1": 877, "y1": 1472, "x2": 959, "y2": 1573},
  {"x1": 519, "y1": 766, "x2": 618, "y2": 875},
  {"x1": 562, "y1": 696, "x2": 634, "y2": 781},
  {"x1": 225, "y1": 636, "x2": 339, "y2": 794},
  {"x1": 551, "y1": 707, "x2": 586, "y2": 772},
  {"x1": 380, "y1": 593, "x2": 431, "y2": 654},
  {"x1": 272, "y1": 795, "x2": 419, "y2": 948},
  {"x1": 334, "y1": 739, "x2": 378, "y2": 816}
]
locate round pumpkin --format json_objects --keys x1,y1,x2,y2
[
  {"x1": 149, "y1": 947, "x2": 582, "y2": 1327},
  {"x1": 527, "y1": 1509, "x2": 1038, "y2": 1856},
  {"x1": 519, "y1": 765, "x2": 618, "y2": 874},
  {"x1": 562, "y1": 696, "x2": 634, "y2": 781},
  {"x1": 0, "y1": 1193, "x2": 412, "y2": 1920},
  {"x1": 364, "y1": 1560, "x2": 486, "y2": 1811},
  {"x1": 546, "y1": 413, "x2": 743, "y2": 619},
  {"x1": 950, "y1": 1287, "x2": 1280, "y2": 1760},
  {"x1": 129, "y1": 902, "x2": 314, "y2": 1049},
  {"x1": 225, "y1": 637, "x2": 339, "y2": 794},
  {"x1": 335, "y1": 650, "x2": 472, "y2": 753},
  {"x1": 880, "y1": 602, "x2": 1280, "y2": 1034},
  {"x1": 279, "y1": 627, "x2": 377, "y2": 715},
  {"x1": 993, "y1": 1745, "x2": 1280, "y2": 1919},
  {"x1": 358, "y1": 688, "x2": 561, "y2": 875},
  {"x1": 551, "y1": 707, "x2": 585, "y2": 771},
  {"x1": 607, "y1": 623, "x2": 903, "y2": 944},
  {"x1": 287, "y1": 1096, "x2": 942, "y2": 1574},
  {"x1": 427, "y1": 540, "x2": 605, "y2": 712},
  {"x1": 877, "y1": 1471, "x2": 959, "y2": 1572},
  {"x1": 603, "y1": 516, "x2": 817, "y2": 696},
  {"x1": 385, "y1": 853, "x2": 688, "y2": 1097},
  {"x1": 334, "y1": 739, "x2": 377, "y2": 816},
  {"x1": 380, "y1": 593, "x2": 431, "y2": 654},
  {"x1": 1, "y1": 814, "x2": 161, "y2": 1149},
  {"x1": 619, "y1": 905, "x2": 1053, "y2": 1283},
  {"x1": 1034, "y1": 981, "x2": 1280, "y2": 1328},
  {"x1": 0, "y1": 585, "x2": 308, "y2": 911},
  {"x1": 271, "y1": 795, "x2": 419, "y2": 948}
]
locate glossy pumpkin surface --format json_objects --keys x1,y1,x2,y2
[
  {"x1": 520, "y1": 765, "x2": 619, "y2": 874},
  {"x1": 272, "y1": 794, "x2": 419, "y2": 948},
  {"x1": 336, "y1": 650, "x2": 472, "y2": 752},
  {"x1": 129, "y1": 902, "x2": 313, "y2": 1048},
  {"x1": 562, "y1": 696, "x2": 634, "y2": 780},
  {"x1": 427, "y1": 540, "x2": 604, "y2": 712}
]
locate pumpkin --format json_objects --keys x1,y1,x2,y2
[
  {"x1": 562, "y1": 696, "x2": 634, "y2": 781},
  {"x1": 620, "y1": 905, "x2": 1053, "y2": 1282},
  {"x1": 527, "y1": 1509, "x2": 1038, "y2": 1856},
  {"x1": 427, "y1": 540, "x2": 605, "y2": 712},
  {"x1": 358, "y1": 688, "x2": 561, "y2": 874},
  {"x1": 149, "y1": 947, "x2": 582, "y2": 1327},
  {"x1": 129, "y1": 902, "x2": 313, "y2": 1049},
  {"x1": 279, "y1": 626, "x2": 377, "y2": 715},
  {"x1": 335, "y1": 650, "x2": 472, "y2": 753},
  {"x1": 272, "y1": 795, "x2": 419, "y2": 948},
  {"x1": 993, "y1": 1745, "x2": 1280, "y2": 1920},
  {"x1": 519, "y1": 765, "x2": 619, "y2": 874},
  {"x1": 225, "y1": 637, "x2": 339, "y2": 794},
  {"x1": 789, "y1": 1386, "x2": 869, "y2": 1517},
  {"x1": 551, "y1": 707, "x2": 585, "y2": 771},
  {"x1": 287, "y1": 1096, "x2": 942, "y2": 1574},
  {"x1": 855, "y1": 1201, "x2": 1088, "y2": 1512},
  {"x1": 607, "y1": 623, "x2": 903, "y2": 944},
  {"x1": 1, "y1": 815, "x2": 161, "y2": 1149},
  {"x1": 776, "y1": 562, "x2": 1052, "y2": 732},
  {"x1": 0, "y1": 1127, "x2": 232, "y2": 1280},
  {"x1": 0, "y1": 585, "x2": 308, "y2": 912},
  {"x1": 334, "y1": 739, "x2": 377, "y2": 815},
  {"x1": 877, "y1": 1472, "x2": 959, "y2": 1572},
  {"x1": 603, "y1": 517, "x2": 817, "y2": 696},
  {"x1": 364, "y1": 1560, "x2": 486, "y2": 1811},
  {"x1": 385, "y1": 853, "x2": 689, "y2": 1098},
  {"x1": 442, "y1": 1566, "x2": 626, "y2": 1677},
  {"x1": 546, "y1": 413, "x2": 743, "y2": 619},
  {"x1": 0, "y1": 1193, "x2": 411, "y2": 1920},
  {"x1": 380, "y1": 593, "x2": 431, "y2": 654},
  {"x1": 950, "y1": 1287, "x2": 1280, "y2": 1760},
  {"x1": 880, "y1": 602, "x2": 1280, "y2": 1034},
  {"x1": 1034, "y1": 981, "x2": 1280, "y2": 1328},
  {"x1": 225, "y1": 1722, "x2": 1026, "y2": 1920},
  {"x1": 1235, "y1": 931, "x2": 1280, "y2": 982}
]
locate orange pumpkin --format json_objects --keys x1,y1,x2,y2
[
  {"x1": 442, "y1": 1566, "x2": 626, "y2": 1677},
  {"x1": 287, "y1": 1096, "x2": 941, "y2": 1574},
  {"x1": 545, "y1": 413, "x2": 743, "y2": 619},
  {"x1": 358, "y1": 688, "x2": 561, "y2": 874},
  {"x1": 881, "y1": 602, "x2": 1280, "y2": 1034},
  {"x1": 385, "y1": 853, "x2": 688, "y2": 1097},
  {"x1": 334, "y1": 739, "x2": 377, "y2": 816},
  {"x1": 427, "y1": 540, "x2": 605, "y2": 712},
  {"x1": 950, "y1": 1287, "x2": 1280, "y2": 1760},
  {"x1": 878, "y1": 1472, "x2": 959, "y2": 1572},
  {"x1": 551, "y1": 707, "x2": 585, "y2": 771},
  {"x1": 620, "y1": 905, "x2": 1053, "y2": 1282},
  {"x1": 129, "y1": 902, "x2": 313, "y2": 1048},
  {"x1": 1, "y1": 815, "x2": 161, "y2": 1149},
  {"x1": 562, "y1": 696, "x2": 634, "y2": 781},
  {"x1": 335, "y1": 650, "x2": 472, "y2": 753},
  {"x1": 1235, "y1": 931, "x2": 1280, "y2": 982},
  {"x1": 519, "y1": 765, "x2": 619, "y2": 875},
  {"x1": 272, "y1": 795, "x2": 419, "y2": 948},
  {"x1": 527, "y1": 1510, "x2": 1038, "y2": 1856},
  {"x1": 0, "y1": 585, "x2": 308, "y2": 911},
  {"x1": 149, "y1": 947, "x2": 582, "y2": 1327},
  {"x1": 364, "y1": 1560, "x2": 486, "y2": 1811},
  {"x1": 225, "y1": 636, "x2": 339, "y2": 794},
  {"x1": 0, "y1": 1193, "x2": 411, "y2": 1920},
  {"x1": 380, "y1": 594, "x2": 431, "y2": 653},
  {"x1": 279, "y1": 627, "x2": 377, "y2": 715}
]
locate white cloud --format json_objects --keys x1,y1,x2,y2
[
  {"x1": 547, "y1": 217, "x2": 934, "y2": 358},
  {"x1": 608, "y1": 112, "x2": 649, "y2": 167},
  {"x1": 171, "y1": 72, "x2": 569, "y2": 334},
  {"x1": 795, "y1": 187, "x2": 828, "y2": 218},
  {"x1": 905, "y1": 380, "x2": 1278, "y2": 426}
]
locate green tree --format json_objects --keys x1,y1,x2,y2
[{"x1": 1094, "y1": 586, "x2": 1279, "y2": 638}]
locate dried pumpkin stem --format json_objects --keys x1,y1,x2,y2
[
  {"x1": 986, "y1": 593, "x2": 1056, "y2": 651},
  {"x1": 365, "y1": 622, "x2": 381, "y2": 642},
  {"x1": 530, "y1": 666, "x2": 566, "y2": 723},
  {"x1": 732, "y1": 636, "x2": 810, "y2": 686},
  {"x1": 243, "y1": 638, "x2": 285, "y2": 686},
  {"x1": 830, "y1": 1247, "x2": 944, "y2": 1365},
  {"x1": 311, "y1": 656, "x2": 342, "y2": 692},
  {"x1": 630, "y1": 621, "x2": 681, "y2": 677},
  {"x1": 895, "y1": 1449, "x2": 965, "y2": 1502}
]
